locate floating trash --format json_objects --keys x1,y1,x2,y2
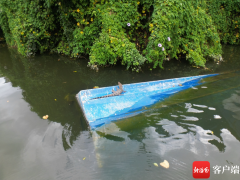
[
  {"x1": 214, "y1": 115, "x2": 222, "y2": 119},
  {"x1": 160, "y1": 160, "x2": 170, "y2": 169},
  {"x1": 171, "y1": 115, "x2": 178, "y2": 117},
  {"x1": 153, "y1": 163, "x2": 158, "y2": 167},
  {"x1": 207, "y1": 131, "x2": 214, "y2": 135},
  {"x1": 201, "y1": 86, "x2": 207, "y2": 88},
  {"x1": 43, "y1": 115, "x2": 49, "y2": 119},
  {"x1": 208, "y1": 107, "x2": 216, "y2": 110},
  {"x1": 192, "y1": 87, "x2": 198, "y2": 89},
  {"x1": 93, "y1": 86, "x2": 99, "y2": 89},
  {"x1": 83, "y1": 157, "x2": 86, "y2": 160}
]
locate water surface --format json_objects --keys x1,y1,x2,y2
[{"x1": 0, "y1": 43, "x2": 240, "y2": 180}]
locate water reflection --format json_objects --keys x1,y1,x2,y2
[
  {"x1": 0, "y1": 46, "x2": 90, "y2": 150},
  {"x1": 94, "y1": 72, "x2": 240, "y2": 179},
  {"x1": 1, "y1": 43, "x2": 234, "y2": 150},
  {"x1": 0, "y1": 76, "x2": 98, "y2": 179},
  {"x1": 1, "y1": 42, "x2": 240, "y2": 179}
]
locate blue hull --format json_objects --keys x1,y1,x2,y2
[{"x1": 76, "y1": 74, "x2": 218, "y2": 129}]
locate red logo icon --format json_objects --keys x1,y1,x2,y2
[{"x1": 193, "y1": 161, "x2": 210, "y2": 179}]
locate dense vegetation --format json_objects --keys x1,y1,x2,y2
[{"x1": 0, "y1": 0, "x2": 239, "y2": 71}]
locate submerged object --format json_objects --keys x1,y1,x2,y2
[{"x1": 76, "y1": 74, "x2": 218, "y2": 129}]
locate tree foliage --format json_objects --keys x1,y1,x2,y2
[
  {"x1": 0, "y1": 0, "x2": 239, "y2": 71},
  {"x1": 207, "y1": 0, "x2": 240, "y2": 45}
]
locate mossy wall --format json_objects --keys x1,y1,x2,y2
[{"x1": 0, "y1": 0, "x2": 239, "y2": 71}]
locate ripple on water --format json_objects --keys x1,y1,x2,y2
[{"x1": 1, "y1": 44, "x2": 240, "y2": 180}]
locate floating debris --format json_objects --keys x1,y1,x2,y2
[
  {"x1": 160, "y1": 160, "x2": 170, "y2": 169},
  {"x1": 214, "y1": 115, "x2": 222, "y2": 119},
  {"x1": 201, "y1": 86, "x2": 207, "y2": 88},
  {"x1": 93, "y1": 86, "x2": 99, "y2": 89},
  {"x1": 207, "y1": 131, "x2": 214, "y2": 135},
  {"x1": 55, "y1": 99, "x2": 57, "y2": 101},
  {"x1": 153, "y1": 163, "x2": 158, "y2": 167},
  {"x1": 73, "y1": 71, "x2": 77, "y2": 72},
  {"x1": 208, "y1": 107, "x2": 216, "y2": 110},
  {"x1": 43, "y1": 115, "x2": 49, "y2": 119},
  {"x1": 179, "y1": 84, "x2": 182, "y2": 86},
  {"x1": 171, "y1": 115, "x2": 178, "y2": 117},
  {"x1": 83, "y1": 157, "x2": 86, "y2": 160},
  {"x1": 192, "y1": 87, "x2": 198, "y2": 89}
]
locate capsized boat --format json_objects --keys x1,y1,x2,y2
[{"x1": 76, "y1": 74, "x2": 218, "y2": 129}]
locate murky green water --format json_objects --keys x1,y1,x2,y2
[{"x1": 0, "y1": 43, "x2": 240, "y2": 180}]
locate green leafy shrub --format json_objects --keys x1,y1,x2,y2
[
  {"x1": 0, "y1": 0, "x2": 59, "y2": 56},
  {"x1": 145, "y1": 0, "x2": 222, "y2": 68},
  {"x1": 0, "y1": 0, "x2": 238, "y2": 71},
  {"x1": 88, "y1": 2, "x2": 146, "y2": 71},
  {"x1": 207, "y1": 0, "x2": 240, "y2": 45}
]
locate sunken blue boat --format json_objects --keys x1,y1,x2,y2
[{"x1": 76, "y1": 74, "x2": 218, "y2": 129}]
